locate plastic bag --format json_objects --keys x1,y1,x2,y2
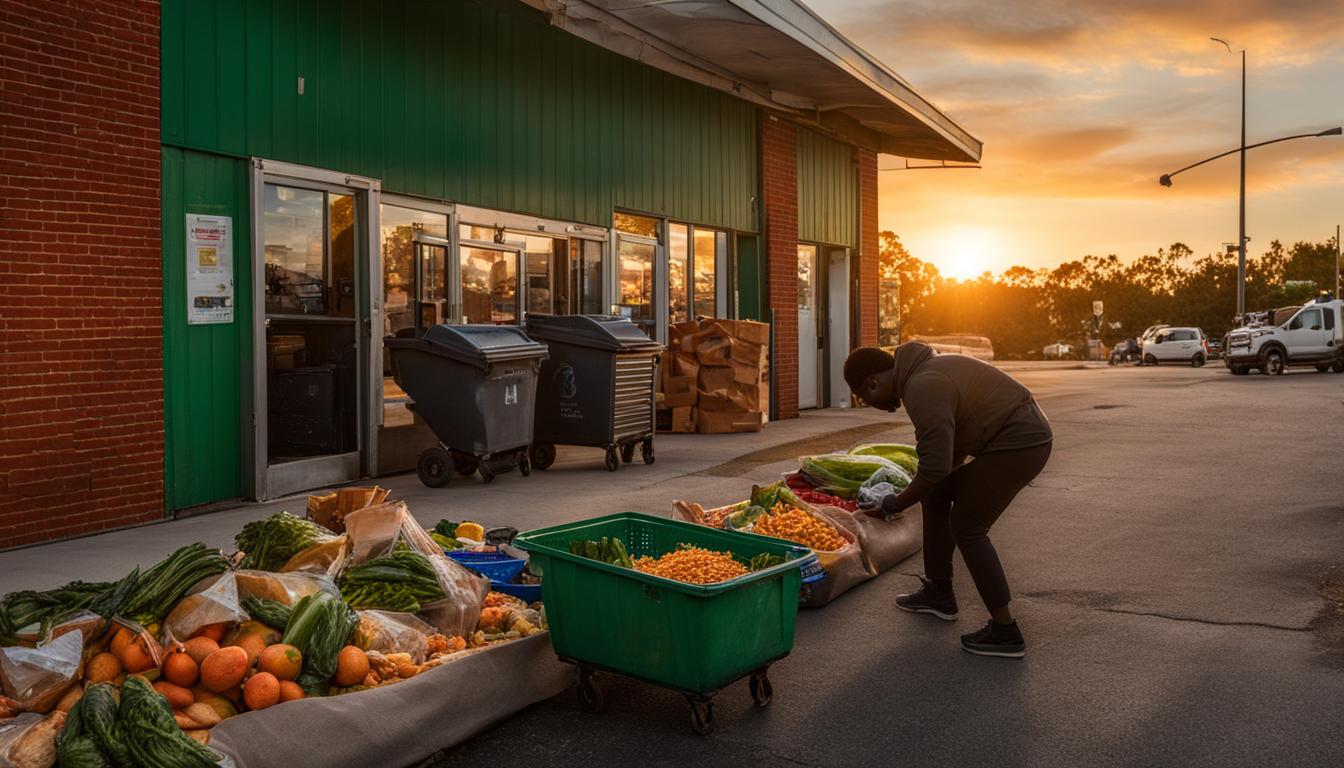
[
  {"x1": 353, "y1": 611, "x2": 434, "y2": 663},
  {"x1": 0, "y1": 629, "x2": 82, "y2": 714},
  {"x1": 234, "y1": 570, "x2": 339, "y2": 606},
  {"x1": 798, "y1": 453, "x2": 903, "y2": 499},
  {"x1": 1, "y1": 711, "x2": 61, "y2": 768},
  {"x1": 163, "y1": 573, "x2": 246, "y2": 643},
  {"x1": 43, "y1": 610, "x2": 104, "y2": 648},
  {"x1": 848, "y1": 443, "x2": 919, "y2": 474},
  {"x1": 307, "y1": 486, "x2": 390, "y2": 533},
  {"x1": 417, "y1": 557, "x2": 489, "y2": 639},
  {"x1": 280, "y1": 534, "x2": 350, "y2": 579}
]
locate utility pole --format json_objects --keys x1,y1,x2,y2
[
  {"x1": 1236, "y1": 47, "x2": 1247, "y2": 317},
  {"x1": 1336, "y1": 224, "x2": 1340, "y2": 299}
]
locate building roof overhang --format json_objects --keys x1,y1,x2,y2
[{"x1": 521, "y1": 0, "x2": 982, "y2": 162}]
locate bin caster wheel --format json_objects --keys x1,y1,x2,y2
[
  {"x1": 479, "y1": 462, "x2": 496, "y2": 484},
  {"x1": 749, "y1": 672, "x2": 772, "y2": 708},
  {"x1": 518, "y1": 452, "x2": 531, "y2": 477},
  {"x1": 620, "y1": 443, "x2": 635, "y2": 464},
  {"x1": 641, "y1": 439, "x2": 655, "y2": 465},
  {"x1": 529, "y1": 442, "x2": 556, "y2": 471},
  {"x1": 687, "y1": 698, "x2": 716, "y2": 736},
  {"x1": 450, "y1": 450, "x2": 480, "y2": 477},
  {"x1": 576, "y1": 668, "x2": 605, "y2": 713},
  {"x1": 416, "y1": 447, "x2": 453, "y2": 488},
  {"x1": 604, "y1": 447, "x2": 619, "y2": 472}
]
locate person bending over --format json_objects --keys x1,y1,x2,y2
[{"x1": 843, "y1": 342, "x2": 1052, "y2": 658}]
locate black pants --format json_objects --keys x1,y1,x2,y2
[{"x1": 922, "y1": 442, "x2": 1052, "y2": 611}]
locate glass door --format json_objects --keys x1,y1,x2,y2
[
  {"x1": 797, "y1": 244, "x2": 819, "y2": 410},
  {"x1": 570, "y1": 238, "x2": 604, "y2": 315},
  {"x1": 256, "y1": 175, "x2": 372, "y2": 498},
  {"x1": 615, "y1": 233, "x2": 657, "y2": 338},
  {"x1": 457, "y1": 234, "x2": 521, "y2": 325}
]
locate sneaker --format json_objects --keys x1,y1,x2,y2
[
  {"x1": 895, "y1": 577, "x2": 958, "y2": 621},
  {"x1": 960, "y1": 620, "x2": 1026, "y2": 658}
]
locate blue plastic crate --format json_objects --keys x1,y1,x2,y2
[{"x1": 444, "y1": 550, "x2": 527, "y2": 583}]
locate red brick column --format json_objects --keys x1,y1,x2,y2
[
  {"x1": 0, "y1": 0, "x2": 163, "y2": 547},
  {"x1": 856, "y1": 148, "x2": 879, "y2": 347},
  {"x1": 761, "y1": 113, "x2": 799, "y2": 420}
]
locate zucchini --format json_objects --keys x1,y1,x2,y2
[{"x1": 242, "y1": 596, "x2": 293, "y2": 632}]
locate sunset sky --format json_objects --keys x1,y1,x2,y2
[{"x1": 809, "y1": 0, "x2": 1344, "y2": 279}]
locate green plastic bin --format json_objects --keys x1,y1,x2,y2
[{"x1": 515, "y1": 512, "x2": 817, "y2": 697}]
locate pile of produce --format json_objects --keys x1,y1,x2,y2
[
  {"x1": 1, "y1": 492, "x2": 547, "y2": 768},
  {"x1": 784, "y1": 475, "x2": 858, "y2": 512},
  {"x1": 797, "y1": 454, "x2": 909, "y2": 500},
  {"x1": 338, "y1": 546, "x2": 446, "y2": 613},
  {"x1": 567, "y1": 538, "x2": 633, "y2": 568},
  {"x1": 633, "y1": 547, "x2": 748, "y2": 585},
  {"x1": 752, "y1": 504, "x2": 846, "y2": 552}
]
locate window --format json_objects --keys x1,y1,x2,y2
[
  {"x1": 380, "y1": 204, "x2": 448, "y2": 337},
  {"x1": 668, "y1": 223, "x2": 689, "y2": 324},
  {"x1": 613, "y1": 213, "x2": 659, "y2": 238},
  {"x1": 692, "y1": 228, "x2": 719, "y2": 319},
  {"x1": 616, "y1": 236, "x2": 655, "y2": 333},
  {"x1": 570, "y1": 239, "x2": 603, "y2": 316},
  {"x1": 460, "y1": 246, "x2": 517, "y2": 324},
  {"x1": 1326, "y1": 308, "x2": 1336, "y2": 331},
  {"x1": 1289, "y1": 309, "x2": 1321, "y2": 330},
  {"x1": 522, "y1": 234, "x2": 563, "y2": 316},
  {"x1": 798, "y1": 245, "x2": 816, "y2": 310}
]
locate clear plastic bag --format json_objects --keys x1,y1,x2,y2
[
  {"x1": 353, "y1": 611, "x2": 434, "y2": 663},
  {"x1": 0, "y1": 711, "x2": 61, "y2": 768},
  {"x1": 798, "y1": 453, "x2": 903, "y2": 499},
  {"x1": 417, "y1": 557, "x2": 489, "y2": 639},
  {"x1": 234, "y1": 570, "x2": 339, "y2": 606},
  {"x1": 0, "y1": 629, "x2": 82, "y2": 715},
  {"x1": 163, "y1": 573, "x2": 247, "y2": 644},
  {"x1": 279, "y1": 534, "x2": 350, "y2": 579},
  {"x1": 43, "y1": 610, "x2": 104, "y2": 648}
]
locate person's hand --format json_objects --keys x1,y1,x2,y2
[{"x1": 856, "y1": 498, "x2": 884, "y2": 519}]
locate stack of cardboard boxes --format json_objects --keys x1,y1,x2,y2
[{"x1": 659, "y1": 318, "x2": 770, "y2": 433}]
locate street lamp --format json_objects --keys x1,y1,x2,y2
[{"x1": 1158, "y1": 38, "x2": 1342, "y2": 317}]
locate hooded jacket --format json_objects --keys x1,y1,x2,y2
[{"x1": 894, "y1": 341, "x2": 1052, "y2": 485}]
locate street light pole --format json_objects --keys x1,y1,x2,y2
[{"x1": 1211, "y1": 38, "x2": 1248, "y2": 316}]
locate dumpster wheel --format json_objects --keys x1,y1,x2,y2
[
  {"x1": 518, "y1": 451, "x2": 532, "y2": 477},
  {"x1": 576, "y1": 667, "x2": 605, "y2": 713},
  {"x1": 529, "y1": 442, "x2": 556, "y2": 471},
  {"x1": 641, "y1": 438, "x2": 655, "y2": 465},
  {"x1": 604, "y1": 447, "x2": 620, "y2": 472},
  {"x1": 478, "y1": 462, "x2": 496, "y2": 484},
  {"x1": 416, "y1": 447, "x2": 453, "y2": 488},
  {"x1": 687, "y1": 697, "x2": 716, "y2": 736},
  {"x1": 749, "y1": 671, "x2": 772, "y2": 708}
]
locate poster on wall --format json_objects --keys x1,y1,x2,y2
[{"x1": 186, "y1": 213, "x2": 233, "y2": 324}]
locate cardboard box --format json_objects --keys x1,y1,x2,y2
[
  {"x1": 697, "y1": 364, "x2": 734, "y2": 395},
  {"x1": 696, "y1": 409, "x2": 765, "y2": 434},
  {"x1": 732, "y1": 359, "x2": 765, "y2": 385},
  {"x1": 730, "y1": 339, "x2": 767, "y2": 368},
  {"x1": 694, "y1": 333, "x2": 733, "y2": 366},
  {"x1": 732, "y1": 320, "x2": 770, "y2": 346},
  {"x1": 670, "y1": 406, "x2": 695, "y2": 433},
  {"x1": 672, "y1": 351, "x2": 700, "y2": 380},
  {"x1": 697, "y1": 390, "x2": 736, "y2": 412},
  {"x1": 727, "y1": 380, "x2": 768, "y2": 412},
  {"x1": 663, "y1": 375, "x2": 697, "y2": 408}
]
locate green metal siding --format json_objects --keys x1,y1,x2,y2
[
  {"x1": 161, "y1": 148, "x2": 252, "y2": 510},
  {"x1": 797, "y1": 126, "x2": 858, "y2": 248},
  {"x1": 735, "y1": 234, "x2": 762, "y2": 321},
  {"x1": 161, "y1": 0, "x2": 758, "y2": 231}
]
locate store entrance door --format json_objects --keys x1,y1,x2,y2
[
  {"x1": 253, "y1": 164, "x2": 378, "y2": 499},
  {"x1": 798, "y1": 244, "x2": 819, "y2": 410}
]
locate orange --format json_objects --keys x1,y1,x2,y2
[
  {"x1": 163, "y1": 651, "x2": 199, "y2": 688},
  {"x1": 332, "y1": 646, "x2": 369, "y2": 687},
  {"x1": 242, "y1": 672, "x2": 280, "y2": 711},
  {"x1": 278, "y1": 680, "x2": 305, "y2": 702},
  {"x1": 257, "y1": 644, "x2": 302, "y2": 682}
]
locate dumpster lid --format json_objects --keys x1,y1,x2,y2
[
  {"x1": 524, "y1": 314, "x2": 664, "y2": 353},
  {"x1": 420, "y1": 324, "x2": 547, "y2": 366}
]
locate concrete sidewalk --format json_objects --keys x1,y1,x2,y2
[{"x1": 0, "y1": 407, "x2": 913, "y2": 593}]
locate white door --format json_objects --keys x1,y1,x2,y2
[
  {"x1": 797, "y1": 245, "x2": 818, "y2": 410},
  {"x1": 826, "y1": 248, "x2": 850, "y2": 407},
  {"x1": 1283, "y1": 307, "x2": 1329, "y2": 357}
]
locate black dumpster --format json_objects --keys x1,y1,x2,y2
[
  {"x1": 524, "y1": 314, "x2": 663, "y2": 472},
  {"x1": 384, "y1": 325, "x2": 547, "y2": 487}
]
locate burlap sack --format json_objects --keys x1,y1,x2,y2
[
  {"x1": 813, "y1": 504, "x2": 922, "y2": 575},
  {"x1": 209, "y1": 634, "x2": 568, "y2": 768}
]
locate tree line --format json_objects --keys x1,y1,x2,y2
[{"x1": 880, "y1": 231, "x2": 1341, "y2": 359}]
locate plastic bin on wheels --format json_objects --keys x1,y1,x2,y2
[
  {"x1": 524, "y1": 314, "x2": 663, "y2": 472},
  {"x1": 384, "y1": 324, "x2": 547, "y2": 487}
]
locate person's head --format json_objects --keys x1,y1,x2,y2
[{"x1": 844, "y1": 347, "x2": 897, "y2": 411}]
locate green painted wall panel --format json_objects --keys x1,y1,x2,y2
[
  {"x1": 161, "y1": 148, "x2": 251, "y2": 510},
  {"x1": 797, "y1": 125, "x2": 858, "y2": 248},
  {"x1": 162, "y1": 0, "x2": 756, "y2": 230}
]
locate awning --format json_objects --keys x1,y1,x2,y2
[{"x1": 521, "y1": 0, "x2": 982, "y2": 163}]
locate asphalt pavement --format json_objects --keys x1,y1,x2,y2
[{"x1": 3, "y1": 362, "x2": 1341, "y2": 767}]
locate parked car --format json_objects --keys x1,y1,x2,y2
[
  {"x1": 1043, "y1": 341, "x2": 1073, "y2": 360},
  {"x1": 1223, "y1": 298, "x2": 1344, "y2": 375},
  {"x1": 1141, "y1": 327, "x2": 1210, "y2": 367}
]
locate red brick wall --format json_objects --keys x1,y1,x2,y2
[
  {"x1": 761, "y1": 113, "x2": 799, "y2": 420},
  {"x1": 0, "y1": 0, "x2": 163, "y2": 548},
  {"x1": 857, "y1": 148, "x2": 879, "y2": 347}
]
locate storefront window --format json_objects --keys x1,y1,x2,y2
[
  {"x1": 668, "y1": 223, "x2": 689, "y2": 324},
  {"x1": 523, "y1": 235, "x2": 562, "y2": 316},
  {"x1": 380, "y1": 204, "x2": 448, "y2": 337},
  {"x1": 571, "y1": 239, "x2": 603, "y2": 316},
  {"x1": 617, "y1": 236, "x2": 655, "y2": 334},
  {"x1": 461, "y1": 246, "x2": 517, "y2": 324},
  {"x1": 461, "y1": 224, "x2": 498, "y2": 243},
  {"x1": 262, "y1": 185, "x2": 326, "y2": 316},
  {"x1": 798, "y1": 244, "x2": 816, "y2": 310},
  {"x1": 693, "y1": 228, "x2": 719, "y2": 319},
  {"x1": 614, "y1": 212, "x2": 659, "y2": 239}
]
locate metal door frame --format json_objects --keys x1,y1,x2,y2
[
  {"x1": 797, "y1": 242, "x2": 821, "y2": 410},
  {"x1": 247, "y1": 159, "x2": 381, "y2": 501},
  {"x1": 610, "y1": 228, "x2": 664, "y2": 343}
]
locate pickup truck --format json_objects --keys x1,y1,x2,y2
[{"x1": 1223, "y1": 298, "x2": 1344, "y2": 375}]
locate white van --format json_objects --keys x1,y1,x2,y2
[
  {"x1": 1141, "y1": 327, "x2": 1210, "y2": 367},
  {"x1": 1224, "y1": 298, "x2": 1344, "y2": 375}
]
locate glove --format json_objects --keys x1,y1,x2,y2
[{"x1": 856, "y1": 483, "x2": 900, "y2": 520}]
